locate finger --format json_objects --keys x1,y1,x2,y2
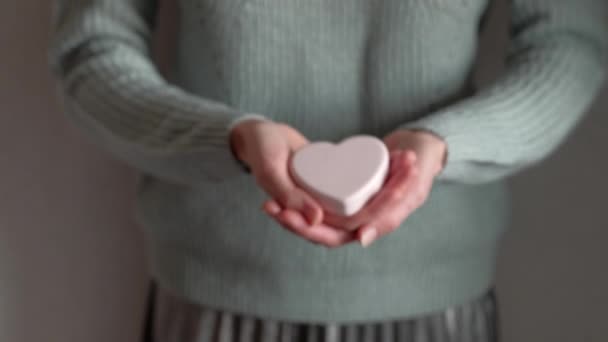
[
  {"x1": 322, "y1": 209, "x2": 356, "y2": 231},
  {"x1": 256, "y1": 161, "x2": 295, "y2": 206},
  {"x1": 389, "y1": 150, "x2": 403, "y2": 175},
  {"x1": 263, "y1": 199, "x2": 281, "y2": 216},
  {"x1": 356, "y1": 151, "x2": 433, "y2": 247},
  {"x1": 276, "y1": 189, "x2": 324, "y2": 226},
  {"x1": 404, "y1": 149, "x2": 417, "y2": 165},
  {"x1": 370, "y1": 154, "x2": 417, "y2": 206},
  {"x1": 280, "y1": 123, "x2": 309, "y2": 151},
  {"x1": 357, "y1": 221, "x2": 401, "y2": 247},
  {"x1": 401, "y1": 177, "x2": 433, "y2": 214},
  {"x1": 321, "y1": 153, "x2": 413, "y2": 231},
  {"x1": 356, "y1": 207, "x2": 403, "y2": 247},
  {"x1": 347, "y1": 153, "x2": 416, "y2": 228},
  {"x1": 301, "y1": 193, "x2": 324, "y2": 225},
  {"x1": 276, "y1": 210, "x2": 356, "y2": 248},
  {"x1": 356, "y1": 176, "x2": 423, "y2": 247},
  {"x1": 392, "y1": 149, "x2": 416, "y2": 174},
  {"x1": 281, "y1": 210, "x2": 355, "y2": 247},
  {"x1": 368, "y1": 150, "x2": 415, "y2": 210},
  {"x1": 257, "y1": 161, "x2": 323, "y2": 226},
  {"x1": 358, "y1": 225, "x2": 379, "y2": 247},
  {"x1": 357, "y1": 200, "x2": 414, "y2": 247},
  {"x1": 264, "y1": 193, "x2": 323, "y2": 227}
]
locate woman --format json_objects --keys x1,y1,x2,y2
[{"x1": 49, "y1": 0, "x2": 607, "y2": 341}]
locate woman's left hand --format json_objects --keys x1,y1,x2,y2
[{"x1": 322, "y1": 129, "x2": 447, "y2": 246}]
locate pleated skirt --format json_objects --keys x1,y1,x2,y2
[{"x1": 153, "y1": 286, "x2": 498, "y2": 342}]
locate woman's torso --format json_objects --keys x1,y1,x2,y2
[
  {"x1": 137, "y1": 0, "x2": 510, "y2": 322},
  {"x1": 173, "y1": 0, "x2": 487, "y2": 139}
]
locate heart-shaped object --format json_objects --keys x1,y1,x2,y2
[{"x1": 290, "y1": 135, "x2": 389, "y2": 217}]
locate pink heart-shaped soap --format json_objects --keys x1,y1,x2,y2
[{"x1": 290, "y1": 135, "x2": 389, "y2": 217}]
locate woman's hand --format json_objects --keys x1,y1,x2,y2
[
  {"x1": 230, "y1": 119, "x2": 356, "y2": 247},
  {"x1": 322, "y1": 129, "x2": 447, "y2": 246}
]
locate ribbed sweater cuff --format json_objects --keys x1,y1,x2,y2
[
  {"x1": 227, "y1": 113, "x2": 270, "y2": 132},
  {"x1": 400, "y1": 116, "x2": 468, "y2": 180},
  {"x1": 226, "y1": 113, "x2": 270, "y2": 173}
]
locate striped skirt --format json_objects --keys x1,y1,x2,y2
[{"x1": 153, "y1": 287, "x2": 499, "y2": 342}]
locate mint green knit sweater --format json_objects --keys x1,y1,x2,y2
[{"x1": 49, "y1": 0, "x2": 607, "y2": 322}]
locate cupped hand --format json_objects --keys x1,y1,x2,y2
[
  {"x1": 230, "y1": 119, "x2": 356, "y2": 247},
  {"x1": 322, "y1": 129, "x2": 447, "y2": 246}
]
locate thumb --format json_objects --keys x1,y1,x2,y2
[
  {"x1": 256, "y1": 158, "x2": 323, "y2": 226},
  {"x1": 278, "y1": 123, "x2": 309, "y2": 151}
]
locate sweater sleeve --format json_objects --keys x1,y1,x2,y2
[
  {"x1": 401, "y1": 0, "x2": 608, "y2": 184},
  {"x1": 49, "y1": 0, "x2": 259, "y2": 184}
]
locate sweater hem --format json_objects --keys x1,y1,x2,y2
[{"x1": 147, "y1": 241, "x2": 497, "y2": 324}]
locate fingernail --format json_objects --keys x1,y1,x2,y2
[
  {"x1": 406, "y1": 151, "x2": 417, "y2": 163},
  {"x1": 269, "y1": 205, "x2": 281, "y2": 215},
  {"x1": 265, "y1": 201, "x2": 281, "y2": 215},
  {"x1": 360, "y1": 228, "x2": 377, "y2": 247},
  {"x1": 305, "y1": 204, "x2": 321, "y2": 226}
]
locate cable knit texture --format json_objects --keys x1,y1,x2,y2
[{"x1": 50, "y1": 0, "x2": 607, "y2": 322}]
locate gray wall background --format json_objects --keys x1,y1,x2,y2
[{"x1": 1, "y1": 1, "x2": 606, "y2": 341}]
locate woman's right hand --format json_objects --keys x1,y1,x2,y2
[{"x1": 230, "y1": 119, "x2": 356, "y2": 247}]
